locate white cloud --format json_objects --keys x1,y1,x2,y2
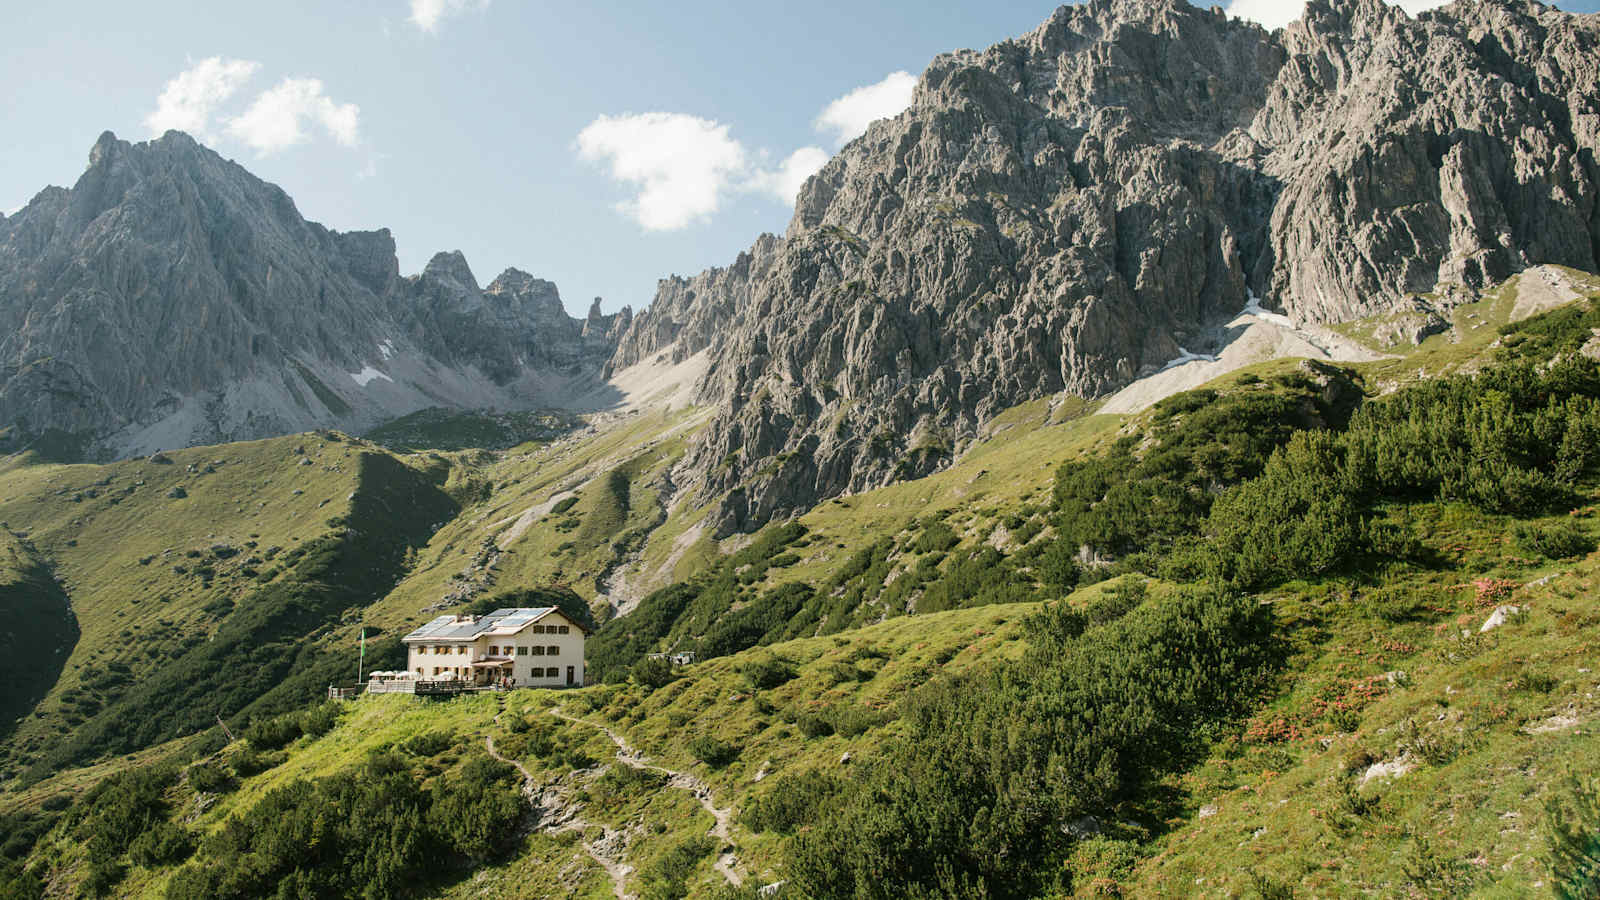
[
  {"x1": 1225, "y1": 0, "x2": 1445, "y2": 30},
  {"x1": 144, "y1": 57, "x2": 260, "y2": 138},
  {"x1": 748, "y1": 146, "x2": 830, "y2": 206},
  {"x1": 577, "y1": 72, "x2": 925, "y2": 228},
  {"x1": 409, "y1": 0, "x2": 489, "y2": 32},
  {"x1": 577, "y1": 112, "x2": 750, "y2": 231},
  {"x1": 815, "y1": 71, "x2": 916, "y2": 147},
  {"x1": 225, "y1": 77, "x2": 361, "y2": 155},
  {"x1": 3, "y1": 203, "x2": 21, "y2": 217}
]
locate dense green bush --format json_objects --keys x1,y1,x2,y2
[
  {"x1": 0, "y1": 859, "x2": 43, "y2": 900},
  {"x1": 738, "y1": 655, "x2": 796, "y2": 691},
  {"x1": 227, "y1": 747, "x2": 285, "y2": 777},
  {"x1": 399, "y1": 730, "x2": 455, "y2": 758},
  {"x1": 242, "y1": 711, "x2": 303, "y2": 750},
  {"x1": 639, "y1": 835, "x2": 716, "y2": 900},
  {"x1": 1515, "y1": 520, "x2": 1596, "y2": 560},
  {"x1": 632, "y1": 655, "x2": 678, "y2": 690},
  {"x1": 1202, "y1": 431, "x2": 1364, "y2": 588},
  {"x1": 69, "y1": 766, "x2": 177, "y2": 863},
  {"x1": 1052, "y1": 372, "x2": 1353, "y2": 561},
  {"x1": 1544, "y1": 775, "x2": 1600, "y2": 899},
  {"x1": 432, "y1": 755, "x2": 523, "y2": 861},
  {"x1": 167, "y1": 748, "x2": 522, "y2": 900},
  {"x1": 794, "y1": 713, "x2": 833, "y2": 739},
  {"x1": 186, "y1": 763, "x2": 235, "y2": 795},
  {"x1": 688, "y1": 736, "x2": 740, "y2": 768},
  {"x1": 787, "y1": 584, "x2": 1276, "y2": 898},
  {"x1": 1082, "y1": 577, "x2": 1147, "y2": 625},
  {"x1": 740, "y1": 770, "x2": 846, "y2": 834},
  {"x1": 128, "y1": 821, "x2": 195, "y2": 867},
  {"x1": 912, "y1": 521, "x2": 960, "y2": 554}
]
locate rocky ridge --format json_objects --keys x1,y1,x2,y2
[
  {"x1": 606, "y1": 0, "x2": 1600, "y2": 535},
  {"x1": 0, "y1": 131, "x2": 630, "y2": 459}
]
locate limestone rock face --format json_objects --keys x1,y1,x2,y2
[
  {"x1": 0, "y1": 131, "x2": 623, "y2": 457},
  {"x1": 603, "y1": 0, "x2": 1600, "y2": 535},
  {"x1": 607, "y1": 233, "x2": 781, "y2": 374}
]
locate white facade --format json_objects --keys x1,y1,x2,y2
[{"x1": 402, "y1": 607, "x2": 587, "y2": 688}]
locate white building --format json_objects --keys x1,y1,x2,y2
[{"x1": 401, "y1": 607, "x2": 588, "y2": 688}]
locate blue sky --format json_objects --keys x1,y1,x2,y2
[{"x1": 3, "y1": 0, "x2": 1596, "y2": 316}]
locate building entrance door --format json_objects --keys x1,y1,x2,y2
[{"x1": 566, "y1": 665, "x2": 574, "y2": 686}]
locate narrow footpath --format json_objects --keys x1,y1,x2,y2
[
  {"x1": 549, "y1": 707, "x2": 744, "y2": 886},
  {"x1": 487, "y1": 702, "x2": 634, "y2": 899}
]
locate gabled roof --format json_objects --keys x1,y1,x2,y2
[{"x1": 401, "y1": 606, "x2": 588, "y2": 642}]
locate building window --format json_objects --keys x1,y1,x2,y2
[
  {"x1": 532, "y1": 646, "x2": 545, "y2": 656},
  {"x1": 545, "y1": 667, "x2": 559, "y2": 677},
  {"x1": 547, "y1": 645, "x2": 560, "y2": 656},
  {"x1": 558, "y1": 625, "x2": 570, "y2": 634},
  {"x1": 533, "y1": 624, "x2": 546, "y2": 634},
  {"x1": 458, "y1": 646, "x2": 467, "y2": 655},
  {"x1": 432, "y1": 667, "x2": 441, "y2": 676},
  {"x1": 517, "y1": 646, "x2": 527, "y2": 656}
]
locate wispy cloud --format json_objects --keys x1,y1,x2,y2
[
  {"x1": 815, "y1": 71, "x2": 916, "y2": 147},
  {"x1": 577, "y1": 72, "x2": 921, "y2": 229},
  {"x1": 748, "y1": 147, "x2": 830, "y2": 205},
  {"x1": 408, "y1": 0, "x2": 489, "y2": 32},
  {"x1": 225, "y1": 77, "x2": 361, "y2": 155},
  {"x1": 1225, "y1": 0, "x2": 1445, "y2": 29},
  {"x1": 144, "y1": 57, "x2": 260, "y2": 138},
  {"x1": 577, "y1": 113, "x2": 750, "y2": 231}
]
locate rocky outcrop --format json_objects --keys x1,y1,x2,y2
[
  {"x1": 1260, "y1": 0, "x2": 1600, "y2": 319},
  {"x1": 0, "y1": 131, "x2": 625, "y2": 458},
  {"x1": 606, "y1": 233, "x2": 780, "y2": 375},
  {"x1": 604, "y1": 0, "x2": 1600, "y2": 535}
]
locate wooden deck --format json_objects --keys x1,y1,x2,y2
[{"x1": 327, "y1": 679, "x2": 508, "y2": 700}]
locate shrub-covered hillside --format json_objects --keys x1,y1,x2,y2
[{"x1": 3, "y1": 278, "x2": 1599, "y2": 898}]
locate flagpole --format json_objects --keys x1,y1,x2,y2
[{"x1": 357, "y1": 627, "x2": 365, "y2": 684}]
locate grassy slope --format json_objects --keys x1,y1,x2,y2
[
  {"x1": 0, "y1": 432, "x2": 462, "y2": 786},
  {"x1": 0, "y1": 434, "x2": 363, "y2": 782},
  {"x1": 21, "y1": 602, "x2": 1030, "y2": 899},
  {"x1": 6, "y1": 270, "x2": 1598, "y2": 896},
  {"x1": 362, "y1": 406, "x2": 708, "y2": 634},
  {"x1": 0, "y1": 532, "x2": 75, "y2": 745},
  {"x1": 1133, "y1": 533, "x2": 1600, "y2": 896}
]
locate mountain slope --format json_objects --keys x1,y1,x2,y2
[
  {"x1": 6, "y1": 285, "x2": 1599, "y2": 897},
  {"x1": 608, "y1": 0, "x2": 1600, "y2": 535},
  {"x1": 0, "y1": 132, "x2": 630, "y2": 460}
]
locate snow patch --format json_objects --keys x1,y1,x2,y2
[
  {"x1": 1243, "y1": 290, "x2": 1296, "y2": 328},
  {"x1": 377, "y1": 339, "x2": 396, "y2": 361},
  {"x1": 1160, "y1": 346, "x2": 1219, "y2": 372},
  {"x1": 350, "y1": 366, "x2": 393, "y2": 387}
]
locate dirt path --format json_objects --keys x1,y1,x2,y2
[
  {"x1": 488, "y1": 703, "x2": 634, "y2": 899},
  {"x1": 550, "y1": 707, "x2": 744, "y2": 886}
]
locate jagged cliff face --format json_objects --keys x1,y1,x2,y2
[
  {"x1": 0, "y1": 132, "x2": 629, "y2": 458},
  {"x1": 604, "y1": 0, "x2": 1600, "y2": 536}
]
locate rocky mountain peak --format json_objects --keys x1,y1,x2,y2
[
  {"x1": 421, "y1": 250, "x2": 479, "y2": 293},
  {"x1": 602, "y1": 0, "x2": 1600, "y2": 537},
  {"x1": 0, "y1": 131, "x2": 627, "y2": 457}
]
